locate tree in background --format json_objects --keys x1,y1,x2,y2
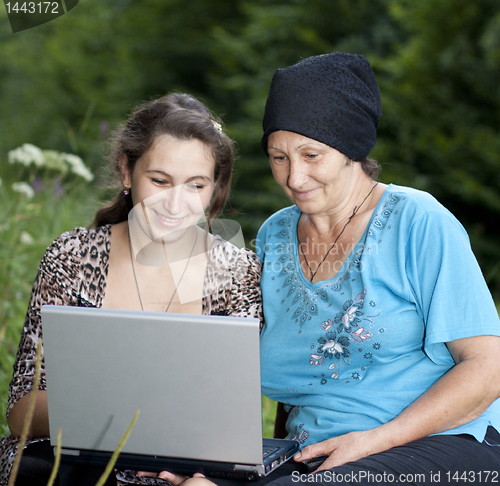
[
  {"x1": 375, "y1": 0, "x2": 500, "y2": 295},
  {"x1": 0, "y1": 0, "x2": 499, "y2": 297}
]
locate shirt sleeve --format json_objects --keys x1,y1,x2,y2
[
  {"x1": 228, "y1": 248, "x2": 263, "y2": 327},
  {"x1": 405, "y1": 209, "x2": 500, "y2": 364},
  {"x1": 7, "y1": 230, "x2": 82, "y2": 417}
]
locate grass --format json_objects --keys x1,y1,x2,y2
[
  {"x1": 262, "y1": 396, "x2": 278, "y2": 438},
  {"x1": 0, "y1": 149, "x2": 99, "y2": 436}
]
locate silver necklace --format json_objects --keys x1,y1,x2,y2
[
  {"x1": 127, "y1": 227, "x2": 198, "y2": 312},
  {"x1": 297, "y1": 182, "x2": 379, "y2": 283}
]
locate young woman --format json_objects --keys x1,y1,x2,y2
[{"x1": 0, "y1": 93, "x2": 262, "y2": 486}]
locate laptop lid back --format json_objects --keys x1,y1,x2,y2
[{"x1": 41, "y1": 306, "x2": 263, "y2": 465}]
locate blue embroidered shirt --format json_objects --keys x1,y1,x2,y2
[{"x1": 256, "y1": 184, "x2": 500, "y2": 448}]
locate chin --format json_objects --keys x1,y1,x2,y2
[
  {"x1": 294, "y1": 201, "x2": 319, "y2": 214},
  {"x1": 153, "y1": 224, "x2": 198, "y2": 244}
]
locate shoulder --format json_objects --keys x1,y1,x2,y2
[
  {"x1": 387, "y1": 184, "x2": 455, "y2": 218},
  {"x1": 258, "y1": 206, "x2": 299, "y2": 235},
  {"x1": 364, "y1": 185, "x2": 471, "y2": 271},
  {"x1": 205, "y1": 237, "x2": 262, "y2": 313},
  {"x1": 41, "y1": 226, "x2": 111, "y2": 272},
  {"x1": 256, "y1": 205, "x2": 299, "y2": 252},
  {"x1": 256, "y1": 206, "x2": 300, "y2": 263},
  {"x1": 384, "y1": 184, "x2": 466, "y2": 235},
  {"x1": 210, "y1": 236, "x2": 261, "y2": 273},
  {"x1": 47, "y1": 225, "x2": 111, "y2": 252}
]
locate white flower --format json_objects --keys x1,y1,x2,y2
[
  {"x1": 8, "y1": 144, "x2": 94, "y2": 182},
  {"x1": 62, "y1": 153, "x2": 83, "y2": 168},
  {"x1": 20, "y1": 231, "x2": 34, "y2": 245},
  {"x1": 8, "y1": 143, "x2": 45, "y2": 167},
  {"x1": 42, "y1": 150, "x2": 68, "y2": 173},
  {"x1": 61, "y1": 153, "x2": 94, "y2": 181},
  {"x1": 12, "y1": 181, "x2": 35, "y2": 199}
]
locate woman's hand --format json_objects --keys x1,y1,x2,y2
[
  {"x1": 293, "y1": 427, "x2": 394, "y2": 473},
  {"x1": 137, "y1": 471, "x2": 208, "y2": 485}
]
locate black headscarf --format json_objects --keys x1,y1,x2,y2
[{"x1": 262, "y1": 52, "x2": 382, "y2": 161}]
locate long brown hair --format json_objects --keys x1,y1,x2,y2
[{"x1": 92, "y1": 93, "x2": 234, "y2": 228}]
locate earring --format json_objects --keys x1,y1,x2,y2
[{"x1": 124, "y1": 187, "x2": 130, "y2": 196}]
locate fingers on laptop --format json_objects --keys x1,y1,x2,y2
[{"x1": 136, "y1": 471, "x2": 158, "y2": 478}]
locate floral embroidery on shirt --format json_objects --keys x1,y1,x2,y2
[{"x1": 310, "y1": 289, "x2": 380, "y2": 385}]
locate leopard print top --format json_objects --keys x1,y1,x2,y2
[{"x1": 0, "y1": 225, "x2": 262, "y2": 485}]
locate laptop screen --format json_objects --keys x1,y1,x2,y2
[{"x1": 41, "y1": 306, "x2": 264, "y2": 465}]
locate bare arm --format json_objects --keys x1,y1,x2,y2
[
  {"x1": 295, "y1": 334, "x2": 500, "y2": 471},
  {"x1": 8, "y1": 390, "x2": 50, "y2": 438}
]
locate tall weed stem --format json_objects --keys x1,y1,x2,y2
[
  {"x1": 95, "y1": 409, "x2": 140, "y2": 486},
  {"x1": 7, "y1": 340, "x2": 42, "y2": 486}
]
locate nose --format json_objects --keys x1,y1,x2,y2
[
  {"x1": 287, "y1": 159, "x2": 309, "y2": 190},
  {"x1": 162, "y1": 185, "x2": 185, "y2": 215}
]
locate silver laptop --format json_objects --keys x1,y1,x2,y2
[{"x1": 41, "y1": 305, "x2": 299, "y2": 480}]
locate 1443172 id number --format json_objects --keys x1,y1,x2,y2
[
  {"x1": 447, "y1": 471, "x2": 499, "y2": 482},
  {"x1": 5, "y1": 2, "x2": 60, "y2": 14}
]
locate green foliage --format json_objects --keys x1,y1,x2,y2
[
  {"x1": 373, "y1": 0, "x2": 500, "y2": 294},
  {"x1": 262, "y1": 396, "x2": 278, "y2": 438},
  {"x1": 0, "y1": 147, "x2": 99, "y2": 434}
]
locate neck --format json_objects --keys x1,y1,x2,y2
[
  {"x1": 130, "y1": 224, "x2": 200, "y2": 267},
  {"x1": 306, "y1": 176, "x2": 378, "y2": 238}
]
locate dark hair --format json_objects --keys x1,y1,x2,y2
[
  {"x1": 359, "y1": 157, "x2": 380, "y2": 179},
  {"x1": 345, "y1": 155, "x2": 380, "y2": 179},
  {"x1": 92, "y1": 93, "x2": 234, "y2": 228}
]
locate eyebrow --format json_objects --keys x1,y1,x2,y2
[
  {"x1": 145, "y1": 170, "x2": 213, "y2": 182},
  {"x1": 268, "y1": 143, "x2": 323, "y2": 152},
  {"x1": 297, "y1": 143, "x2": 323, "y2": 150}
]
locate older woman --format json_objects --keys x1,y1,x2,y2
[
  {"x1": 254, "y1": 52, "x2": 500, "y2": 484},
  {"x1": 146, "y1": 54, "x2": 500, "y2": 486}
]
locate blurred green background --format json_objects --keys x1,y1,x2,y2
[{"x1": 1, "y1": 0, "x2": 500, "y2": 436}]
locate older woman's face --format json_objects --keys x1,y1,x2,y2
[{"x1": 267, "y1": 131, "x2": 353, "y2": 216}]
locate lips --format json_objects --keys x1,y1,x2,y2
[
  {"x1": 292, "y1": 188, "x2": 317, "y2": 199},
  {"x1": 153, "y1": 210, "x2": 186, "y2": 228}
]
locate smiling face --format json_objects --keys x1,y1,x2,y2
[
  {"x1": 122, "y1": 135, "x2": 216, "y2": 243},
  {"x1": 267, "y1": 131, "x2": 355, "y2": 217}
]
